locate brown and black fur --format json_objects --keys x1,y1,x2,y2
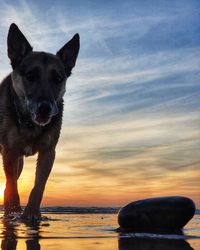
[{"x1": 0, "y1": 23, "x2": 79, "y2": 220}]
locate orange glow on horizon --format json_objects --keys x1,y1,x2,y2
[{"x1": 0, "y1": 150, "x2": 199, "y2": 208}]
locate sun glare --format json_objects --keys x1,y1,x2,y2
[{"x1": 0, "y1": 185, "x2": 5, "y2": 203}]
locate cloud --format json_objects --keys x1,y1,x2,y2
[{"x1": 62, "y1": 46, "x2": 200, "y2": 128}]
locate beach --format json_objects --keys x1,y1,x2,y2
[{"x1": 0, "y1": 208, "x2": 199, "y2": 250}]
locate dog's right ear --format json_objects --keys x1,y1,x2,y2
[
  {"x1": 7, "y1": 23, "x2": 33, "y2": 69},
  {"x1": 56, "y1": 34, "x2": 80, "y2": 77}
]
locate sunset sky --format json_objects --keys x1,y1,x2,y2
[{"x1": 0, "y1": 0, "x2": 199, "y2": 207}]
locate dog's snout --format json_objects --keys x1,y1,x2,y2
[
  {"x1": 27, "y1": 99, "x2": 58, "y2": 126},
  {"x1": 37, "y1": 101, "x2": 52, "y2": 114}
]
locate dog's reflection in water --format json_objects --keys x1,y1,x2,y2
[{"x1": 1, "y1": 220, "x2": 40, "y2": 250}]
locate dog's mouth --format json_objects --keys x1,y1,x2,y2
[
  {"x1": 27, "y1": 100, "x2": 58, "y2": 126},
  {"x1": 32, "y1": 113, "x2": 52, "y2": 126}
]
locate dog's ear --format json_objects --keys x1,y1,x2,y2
[
  {"x1": 56, "y1": 34, "x2": 80, "y2": 76},
  {"x1": 7, "y1": 23, "x2": 33, "y2": 69}
]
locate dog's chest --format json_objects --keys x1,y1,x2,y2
[
  {"x1": 20, "y1": 130, "x2": 43, "y2": 156},
  {"x1": 3, "y1": 117, "x2": 55, "y2": 156},
  {"x1": 19, "y1": 137, "x2": 38, "y2": 156},
  {"x1": 22, "y1": 134, "x2": 52, "y2": 156},
  {"x1": 20, "y1": 130, "x2": 53, "y2": 156},
  {"x1": 5, "y1": 126, "x2": 42, "y2": 156},
  {"x1": 23, "y1": 145, "x2": 35, "y2": 156}
]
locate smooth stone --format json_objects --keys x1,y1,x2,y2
[{"x1": 118, "y1": 196, "x2": 196, "y2": 233}]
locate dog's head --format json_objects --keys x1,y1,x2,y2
[{"x1": 7, "y1": 23, "x2": 79, "y2": 126}]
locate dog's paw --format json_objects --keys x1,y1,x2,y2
[
  {"x1": 4, "y1": 205, "x2": 22, "y2": 217},
  {"x1": 21, "y1": 207, "x2": 41, "y2": 221},
  {"x1": 4, "y1": 190, "x2": 22, "y2": 216}
]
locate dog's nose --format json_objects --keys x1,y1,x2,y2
[{"x1": 37, "y1": 101, "x2": 52, "y2": 114}]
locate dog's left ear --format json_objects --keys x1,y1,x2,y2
[
  {"x1": 56, "y1": 34, "x2": 80, "y2": 76},
  {"x1": 7, "y1": 23, "x2": 33, "y2": 69}
]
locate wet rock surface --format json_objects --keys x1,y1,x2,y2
[{"x1": 118, "y1": 196, "x2": 196, "y2": 233}]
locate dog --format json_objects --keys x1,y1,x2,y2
[{"x1": 0, "y1": 23, "x2": 79, "y2": 220}]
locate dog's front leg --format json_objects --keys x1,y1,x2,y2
[
  {"x1": 22, "y1": 148, "x2": 55, "y2": 220},
  {"x1": 3, "y1": 150, "x2": 22, "y2": 215}
]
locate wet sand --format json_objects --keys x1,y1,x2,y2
[
  {"x1": 1, "y1": 236, "x2": 200, "y2": 250},
  {"x1": 0, "y1": 212, "x2": 199, "y2": 250}
]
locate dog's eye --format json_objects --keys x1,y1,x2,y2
[
  {"x1": 55, "y1": 75, "x2": 63, "y2": 83},
  {"x1": 25, "y1": 71, "x2": 38, "y2": 82},
  {"x1": 52, "y1": 71, "x2": 64, "y2": 84}
]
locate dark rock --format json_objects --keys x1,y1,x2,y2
[{"x1": 118, "y1": 196, "x2": 195, "y2": 233}]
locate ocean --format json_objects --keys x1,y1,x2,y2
[{"x1": 0, "y1": 207, "x2": 199, "y2": 250}]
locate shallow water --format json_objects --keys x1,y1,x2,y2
[{"x1": 0, "y1": 210, "x2": 199, "y2": 250}]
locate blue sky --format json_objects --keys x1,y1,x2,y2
[{"x1": 0, "y1": 0, "x2": 199, "y2": 206}]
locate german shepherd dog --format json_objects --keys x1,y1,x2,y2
[{"x1": 0, "y1": 24, "x2": 79, "y2": 220}]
